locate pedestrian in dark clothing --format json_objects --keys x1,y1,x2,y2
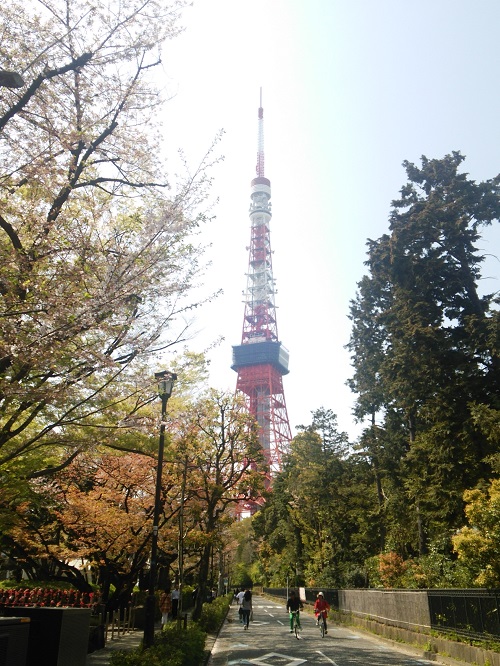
[{"x1": 241, "y1": 589, "x2": 252, "y2": 630}]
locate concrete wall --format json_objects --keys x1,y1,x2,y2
[{"x1": 339, "y1": 589, "x2": 431, "y2": 633}]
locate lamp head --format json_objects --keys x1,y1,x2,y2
[
  {"x1": 154, "y1": 370, "x2": 177, "y2": 398},
  {"x1": 0, "y1": 70, "x2": 25, "y2": 88}
]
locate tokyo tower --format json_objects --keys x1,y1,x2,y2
[{"x1": 231, "y1": 91, "x2": 292, "y2": 475}]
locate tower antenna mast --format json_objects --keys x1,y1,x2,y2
[{"x1": 232, "y1": 91, "x2": 292, "y2": 480}]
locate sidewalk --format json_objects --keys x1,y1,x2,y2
[
  {"x1": 86, "y1": 616, "x2": 207, "y2": 665},
  {"x1": 86, "y1": 628, "x2": 144, "y2": 665},
  {"x1": 86, "y1": 613, "x2": 218, "y2": 665}
]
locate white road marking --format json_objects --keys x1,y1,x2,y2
[
  {"x1": 316, "y1": 650, "x2": 339, "y2": 666},
  {"x1": 250, "y1": 653, "x2": 306, "y2": 666},
  {"x1": 256, "y1": 605, "x2": 282, "y2": 609},
  {"x1": 248, "y1": 622, "x2": 270, "y2": 625}
]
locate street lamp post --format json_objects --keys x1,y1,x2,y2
[
  {"x1": 177, "y1": 455, "x2": 188, "y2": 628},
  {"x1": 143, "y1": 370, "x2": 177, "y2": 649}
]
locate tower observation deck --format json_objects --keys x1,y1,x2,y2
[{"x1": 231, "y1": 93, "x2": 292, "y2": 475}]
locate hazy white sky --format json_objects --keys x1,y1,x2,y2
[{"x1": 161, "y1": 0, "x2": 500, "y2": 441}]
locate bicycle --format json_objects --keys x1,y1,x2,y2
[
  {"x1": 316, "y1": 609, "x2": 327, "y2": 638},
  {"x1": 290, "y1": 610, "x2": 301, "y2": 639}
]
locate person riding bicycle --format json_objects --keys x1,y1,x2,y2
[
  {"x1": 286, "y1": 590, "x2": 303, "y2": 632},
  {"x1": 314, "y1": 591, "x2": 331, "y2": 634}
]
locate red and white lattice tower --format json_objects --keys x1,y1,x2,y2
[{"x1": 231, "y1": 91, "x2": 292, "y2": 476}]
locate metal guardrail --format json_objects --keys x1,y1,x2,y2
[{"x1": 427, "y1": 589, "x2": 500, "y2": 640}]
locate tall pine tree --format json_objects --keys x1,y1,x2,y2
[{"x1": 348, "y1": 153, "x2": 500, "y2": 555}]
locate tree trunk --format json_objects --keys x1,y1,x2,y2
[
  {"x1": 408, "y1": 412, "x2": 427, "y2": 556},
  {"x1": 192, "y1": 542, "x2": 212, "y2": 621}
]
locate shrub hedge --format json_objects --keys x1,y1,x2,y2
[
  {"x1": 197, "y1": 595, "x2": 231, "y2": 633},
  {"x1": 109, "y1": 623, "x2": 206, "y2": 666},
  {"x1": 109, "y1": 594, "x2": 231, "y2": 666}
]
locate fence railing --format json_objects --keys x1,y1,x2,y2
[
  {"x1": 104, "y1": 604, "x2": 136, "y2": 641},
  {"x1": 428, "y1": 589, "x2": 500, "y2": 640}
]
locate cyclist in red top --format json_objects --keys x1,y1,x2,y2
[{"x1": 313, "y1": 592, "x2": 331, "y2": 634}]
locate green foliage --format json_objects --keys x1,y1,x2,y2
[
  {"x1": 453, "y1": 479, "x2": 500, "y2": 586},
  {"x1": 347, "y1": 152, "x2": 500, "y2": 558},
  {"x1": 252, "y1": 155, "x2": 500, "y2": 589},
  {"x1": 248, "y1": 560, "x2": 264, "y2": 587},
  {"x1": 253, "y1": 409, "x2": 380, "y2": 589},
  {"x1": 196, "y1": 595, "x2": 231, "y2": 633},
  {"x1": 175, "y1": 391, "x2": 267, "y2": 622},
  {"x1": 231, "y1": 563, "x2": 254, "y2": 589},
  {"x1": 470, "y1": 404, "x2": 500, "y2": 449},
  {"x1": 365, "y1": 546, "x2": 474, "y2": 589},
  {"x1": 0, "y1": 579, "x2": 79, "y2": 591},
  {"x1": 0, "y1": 388, "x2": 264, "y2": 610},
  {"x1": 228, "y1": 517, "x2": 258, "y2": 587},
  {"x1": 399, "y1": 552, "x2": 471, "y2": 589},
  {"x1": 0, "y1": 0, "x2": 213, "y2": 481},
  {"x1": 0, "y1": 0, "x2": 224, "y2": 609},
  {"x1": 180, "y1": 585, "x2": 195, "y2": 613},
  {"x1": 303, "y1": 540, "x2": 341, "y2": 588},
  {"x1": 109, "y1": 623, "x2": 207, "y2": 666}
]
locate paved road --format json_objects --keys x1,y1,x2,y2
[{"x1": 209, "y1": 595, "x2": 440, "y2": 666}]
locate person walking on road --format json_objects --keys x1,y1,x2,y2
[
  {"x1": 241, "y1": 589, "x2": 252, "y2": 630},
  {"x1": 236, "y1": 589, "x2": 245, "y2": 624},
  {"x1": 286, "y1": 590, "x2": 303, "y2": 632}
]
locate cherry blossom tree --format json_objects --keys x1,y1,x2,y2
[{"x1": 0, "y1": 0, "x2": 220, "y2": 484}]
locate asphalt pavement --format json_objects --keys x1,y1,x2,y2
[
  {"x1": 209, "y1": 594, "x2": 462, "y2": 666},
  {"x1": 86, "y1": 594, "x2": 468, "y2": 666}
]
